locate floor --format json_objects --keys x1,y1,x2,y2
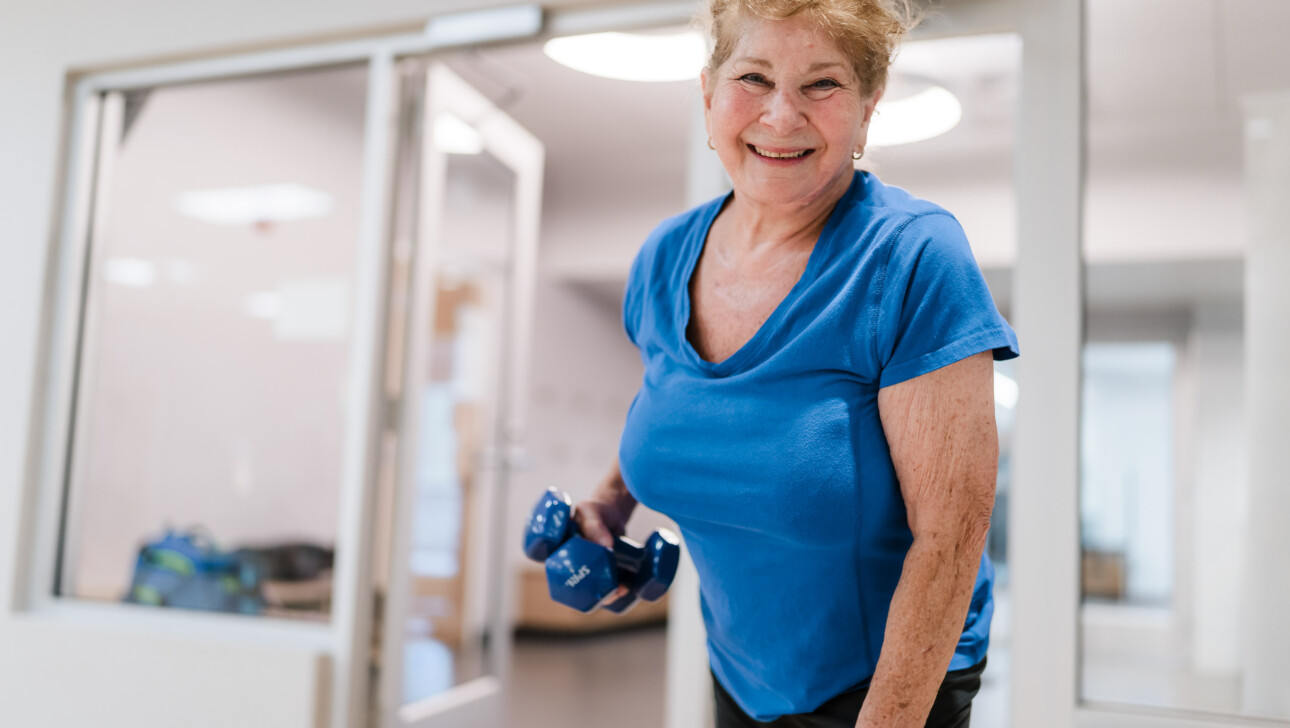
[
  {"x1": 506, "y1": 595, "x2": 1013, "y2": 728},
  {"x1": 1078, "y1": 601, "x2": 1243, "y2": 716},
  {"x1": 508, "y1": 626, "x2": 672, "y2": 727},
  {"x1": 504, "y1": 586, "x2": 1267, "y2": 727}
]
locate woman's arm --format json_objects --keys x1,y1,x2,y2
[
  {"x1": 856, "y1": 350, "x2": 998, "y2": 728},
  {"x1": 574, "y1": 458, "x2": 639, "y2": 549}
]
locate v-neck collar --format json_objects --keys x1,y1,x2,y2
[{"x1": 677, "y1": 173, "x2": 862, "y2": 377}]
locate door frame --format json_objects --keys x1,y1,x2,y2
[{"x1": 374, "y1": 60, "x2": 545, "y2": 728}]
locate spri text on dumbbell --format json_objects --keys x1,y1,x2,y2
[{"x1": 565, "y1": 565, "x2": 591, "y2": 588}]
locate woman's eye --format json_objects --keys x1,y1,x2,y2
[
  {"x1": 809, "y1": 78, "x2": 840, "y2": 90},
  {"x1": 738, "y1": 73, "x2": 769, "y2": 85}
]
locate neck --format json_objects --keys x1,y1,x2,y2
[{"x1": 720, "y1": 170, "x2": 854, "y2": 257}]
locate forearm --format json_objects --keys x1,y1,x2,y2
[
  {"x1": 854, "y1": 525, "x2": 989, "y2": 727},
  {"x1": 589, "y1": 458, "x2": 638, "y2": 518}
]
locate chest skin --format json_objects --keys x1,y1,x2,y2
[{"x1": 686, "y1": 213, "x2": 818, "y2": 364}]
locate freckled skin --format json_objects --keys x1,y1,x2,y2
[
  {"x1": 686, "y1": 208, "x2": 817, "y2": 363},
  {"x1": 577, "y1": 14, "x2": 1000, "y2": 727},
  {"x1": 860, "y1": 350, "x2": 998, "y2": 727}
]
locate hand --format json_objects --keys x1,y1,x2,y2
[
  {"x1": 572, "y1": 497, "x2": 628, "y2": 550},
  {"x1": 573, "y1": 497, "x2": 633, "y2": 606}
]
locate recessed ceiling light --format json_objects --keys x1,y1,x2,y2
[
  {"x1": 869, "y1": 83, "x2": 962, "y2": 147},
  {"x1": 544, "y1": 31, "x2": 960, "y2": 141},
  {"x1": 435, "y1": 112, "x2": 484, "y2": 155},
  {"x1": 175, "y1": 184, "x2": 333, "y2": 226},
  {"x1": 543, "y1": 31, "x2": 706, "y2": 83}
]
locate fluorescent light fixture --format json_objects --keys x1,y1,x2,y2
[
  {"x1": 435, "y1": 113, "x2": 484, "y2": 155},
  {"x1": 175, "y1": 184, "x2": 333, "y2": 226},
  {"x1": 104, "y1": 258, "x2": 157, "y2": 287},
  {"x1": 868, "y1": 85, "x2": 962, "y2": 147},
  {"x1": 994, "y1": 371, "x2": 1019, "y2": 409},
  {"x1": 103, "y1": 258, "x2": 200, "y2": 287},
  {"x1": 543, "y1": 31, "x2": 706, "y2": 82}
]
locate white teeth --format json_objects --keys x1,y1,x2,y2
[{"x1": 753, "y1": 146, "x2": 809, "y2": 159}]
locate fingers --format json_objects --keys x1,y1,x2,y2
[
  {"x1": 573, "y1": 502, "x2": 618, "y2": 550},
  {"x1": 595, "y1": 584, "x2": 632, "y2": 611},
  {"x1": 570, "y1": 498, "x2": 635, "y2": 614}
]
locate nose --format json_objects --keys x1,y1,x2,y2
[{"x1": 761, "y1": 87, "x2": 807, "y2": 136}]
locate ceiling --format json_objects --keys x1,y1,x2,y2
[{"x1": 302, "y1": 0, "x2": 1290, "y2": 314}]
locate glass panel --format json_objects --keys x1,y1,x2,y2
[
  {"x1": 1080, "y1": 341, "x2": 1176, "y2": 606},
  {"x1": 397, "y1": 147, "x2": 514, "y2": 704},
  {"x1": 59, "y1": 64, "x2": 369, "y2": 620},
  {"x1": 1079, "y1": 0, "x2": 1290, "y2": 718}
]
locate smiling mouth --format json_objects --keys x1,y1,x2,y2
[{"x1": 749, "y1": 144, "x2": 814, "y2": 159}]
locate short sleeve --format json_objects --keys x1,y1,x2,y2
[
  {"x1": 622, "y1": 211, "x2": 688, "y2": 350},
  {"x1": 621, "y1": 229, "x2": 660, "y2": 348},
  {"x1": 875, "y1": 212, "x2": 1019, "y2": 388},
  {"x1": 624, "y1": 263, "x2": 639, "y2": 348},
  {"x1": 621, "y1": 224, "x2": 660, "y2": 348}
]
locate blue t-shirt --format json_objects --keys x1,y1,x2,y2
[{"x1": 617, "y1": 171, "x2": 1020, "y2": 721}]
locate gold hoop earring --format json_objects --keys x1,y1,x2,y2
[
  {"x1": 853, "y1": 149, "x2": 864, "y2": 160},
  {"x1": 708, "y1": 138, "x2": 716, "y2": 150}
]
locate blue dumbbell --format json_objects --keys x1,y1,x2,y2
[
  {"x1": 523, "y1": 487, "x2": 681, "y2": 613},
  {"x1": 600, "y1": 529, "x2": 681, "y2": 613}
]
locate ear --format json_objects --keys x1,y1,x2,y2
[
  {"x1": 700, "y1": 68, "x2": 715, "y2": 137},
  {"x1": 860, "y1": 87, "x2": 884, "y2": 128},
  {"x1": 700, "y1": 69, "x2": 715, "y2": 110},
  {"x1": 854, "y1": 87, "x2": 884, "y2": 152}
]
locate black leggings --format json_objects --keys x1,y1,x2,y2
[{"x1": 713, "y1": 658, "x2": 986, "y2": 728}]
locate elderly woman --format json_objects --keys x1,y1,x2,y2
[{"x1": 575, "y1": 1, "x2": 1018, "y2": 725}]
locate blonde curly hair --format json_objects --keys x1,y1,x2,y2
[{"x1": 702, "y1": 0, "x2": 918, "y2": 96}]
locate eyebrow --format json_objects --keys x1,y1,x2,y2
[{"x1": 732, "y1": 57, "x2": 847, "y2": 73}]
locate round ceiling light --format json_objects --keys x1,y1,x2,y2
[
  {"x1": 543, "y1": 34, "x2": 960, "y2": 144},
  {"x1": 868, "y1": 82, "x2": 962, "y2": 147},
  {"x1": 543, "y1": 31, "x2": 706, "y2": 83}
]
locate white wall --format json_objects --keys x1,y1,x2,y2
[{"x1": 0, "y1": 618, "x2": 328, "y2": 728}]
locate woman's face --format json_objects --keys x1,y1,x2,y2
[{"x1": 702, "y1": 14, "x2": 880, "y2": 210}]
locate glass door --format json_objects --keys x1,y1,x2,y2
[
  {"x1": 1006, "y1": 1, "x2": 1290, "y2": 726},
  {"x1": 1074, "y1": 0, "x2": 1290, "y2": 724},
  {"x1": 373, "y1": 61, "x2": 543, "y2": 728}
]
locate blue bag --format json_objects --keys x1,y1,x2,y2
[{"x1": 124, "y1": 528, "x2": 265, "y2": 615}]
